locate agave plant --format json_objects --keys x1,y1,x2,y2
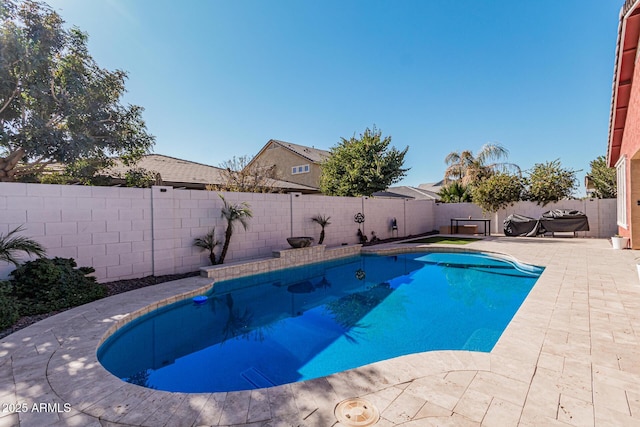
[
  {"x1": 0, "y1": 225, "x2": 46, "y2": 267},
  {"x1": 218, "y1": 194, "x2": 253, "y2": 264},
  {"x1": 311, "y1": 214, "x2": 331, "y2": 244},
  {"x1": 193, "y1": 227, "x2": 221, "y2": 265}
]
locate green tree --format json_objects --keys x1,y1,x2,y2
[
  {"x1": 0, "y1": 0, "x2": 154, "y2": 182},
  {"x1": 471, "y1": 173, "x2": 524, "y2": 213},
  {"x1": 320, "y1": 127, "x2": 409, "y2": 197},
  {"x1": 122, "y1": 168, "x2": 157, "y2": 188},
  {"x1": 437, "y1": 182, "x2": 472, "y2": 203},
  {"x1": 524, "y1": 159, "x2": 578, "y2": 206},
  {"x1": 0, "y1": 225, "x2": 46, "y2": 267},
  {"x1": 218, "y1": 194, "x2": 252, "y2": 264},
  {"x1": 587, "y1": 155, "x2": 616, "y2": 198},
  {"x1": 444, "y1": 143, "x2": 520, "y2": 186}
]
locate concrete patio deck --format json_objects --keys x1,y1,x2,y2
[{"x1": 1, "y1": 237, "x2": 639, "y2": 426}]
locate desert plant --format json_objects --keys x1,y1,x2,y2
[
  {"x1": 0, "y1": 225, "x2": 46, "y2": 267},
  {"x1": 0, "y1": 281, "x2": 20, "y2": 330},
  {"x1": 444, "y1": 143, "x2": 520, "y2": 186},
  {"x1": 311, "y1": 214, "x2": 332, "y2": 244},
  {"x1": 218, "y1": 194, "x2": 253, "y2": 264},
  {"x1": 10, "y1": 257, "x2": 106, "y2": 315},
  {"x1": 437, "y1": 182, "x2": 472, "y2": 203},
  {"x1": 193, "y1": 227, "x2": 221, "y2": 265}
]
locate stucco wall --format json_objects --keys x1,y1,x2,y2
[
  {"x1": 253, "y1": 143, "x2": 322, "y2": 188},
  {"x1": 616, "y1": 51, "x2": 640, "y2": 242}
]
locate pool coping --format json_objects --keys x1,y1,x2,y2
[{"x1": 2, "y1": 236, "x2": 640, "y2": 426}]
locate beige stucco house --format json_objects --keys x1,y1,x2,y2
[{"x1": 246, "y1": 139, "x2": 331, "y2": 190}]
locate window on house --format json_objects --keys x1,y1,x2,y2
[
  {"x1": 291, "y1": 164, "x2": 310, "y2": 175},
  {"x1": 616, "y1": 156, "x2": 627, "y2": 228}
]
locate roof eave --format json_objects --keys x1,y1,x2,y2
[{"x1": 607, "y1": 1, "x2": 640, "y2": 167}]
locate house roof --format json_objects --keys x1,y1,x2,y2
[
  {"x1": 372, "y1": 186, "x2": 440, "y2": 200},
  {"x1": 248, "y1": 139, "x2": 331, "y2": 166},
  {"x1": 106, "y1": 154, "x2": 227, "y2": 186},
  {"x1": 607, "y1": 0, "x2": 640, "y2": 166},
  {"x1": 270, "y1": 140, "x2": 331, "y2": 163},
  {"x1": 417, "y1": 180, "x2": 445, "y2": 193},
  {"x1": 50, "y1": 154, "x2": 319, "y2": 192}
]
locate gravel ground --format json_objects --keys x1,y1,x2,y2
[{"x1": 0, "y1": 232, "x2": 438, "y2": 340}]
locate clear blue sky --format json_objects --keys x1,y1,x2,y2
[{"x1": 46, "y1": 0, "x2": 621, "y2": 194}]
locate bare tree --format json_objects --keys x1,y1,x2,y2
[{"x1": 209, "y1": 155, "x2": 280, "y2": 193}]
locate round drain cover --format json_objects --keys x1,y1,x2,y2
[{"x1": 334, "y1": 398, "x2": 380, "y2": 426}]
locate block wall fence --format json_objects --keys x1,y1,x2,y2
[
  {"x1": 0, "y1": 183, "x2": 435, "y2": 282},
  {"x1": 433, "y1": 198, "x2": 617, "y2": 238},
  {"x1": 0, "y1": 182, "x2": 616, "y2": 282}
]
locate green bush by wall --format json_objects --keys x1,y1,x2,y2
[
  {"x1": 10, "y1": 258, "x2": 106, "y2": 316},
  {"x1": 0, "y1": 281, "x2": 20, "y2": 330}
]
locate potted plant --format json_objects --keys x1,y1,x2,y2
[{"x1": 611, "y1": 234, "x2": 629, "y2": 250}]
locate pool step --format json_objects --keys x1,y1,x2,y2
[{"x1": 241, "y1": 367, "x2": 276, "y2": 389}]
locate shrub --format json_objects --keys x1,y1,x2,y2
[
  {"x1": 524, "y1": 159, "x2": 578, "y2": 206},
  {"x1": 10, "y1": 258, "x2": 106, "y2": 315},
  {"x1": 471, "y1": 172, "x2": 524, "y2": 213},
  {"x1": 0, "y1": 281, "x2": 20, "y2": 330}
]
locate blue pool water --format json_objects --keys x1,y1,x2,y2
[{"x1": 98, "y1": 252, "x2": 543, "y2": 392}]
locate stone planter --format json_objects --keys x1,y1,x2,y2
[{"x1": 287, "y1": 237, "x2": 314, "y2": 248}]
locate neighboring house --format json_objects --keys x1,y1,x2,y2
[
  {"x1": 584, "y1": 175, "x2": 597, "y2": 199},
  {"x1": 106, "y1": 154, "x2": 225, "y2": 189},
  {"x1": 418, "y1": 181, "x2": 445, "y2": 195},
  {"x1": 372, "y1": 185, "x2": 440, "y2": 200},
  {"x1": 50, "y1": 154, "x2": 319, "y2": 193},
  {"x1": 247, "y1": 139, "x2": 331, "y2": 190},
  {"x1": 607, "y1": 0, "x2": 640, "y2": 248}
]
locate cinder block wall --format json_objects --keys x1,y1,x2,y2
[
  {"x1": 0, "y1": 183, "x2": 437, "y2": 282},
  {"x1": 434, "y1": 199, "x2": 617, "y2": 237},
  {"x1": 0, "y1": 182, "x2": 617, "y2": 282},
  {"x1": 0, "y1": 183, "x2": 154, "y2": 282}
]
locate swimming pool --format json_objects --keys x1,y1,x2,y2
[{"x1": 98, "y1": 251, "x2": 543, "y2": 393}]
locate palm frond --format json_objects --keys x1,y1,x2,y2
[
  {"x1": 193, "y1": 228, "x2": 220, "y2": 250},
  {"x1": 311, "y1": 214, "x2": 331, "y2": 227},
  {"x1": 476, "y1": 143, "x2": 509, "y2": 165},
  {"x1": 0, "y1": 225, "x2": 46, "y2": 267}
]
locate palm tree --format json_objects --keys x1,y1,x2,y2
[
  {"x1": 193, "y1": 227, "x2": 221, "y2": 265},
  {"x1": 311, "y1": 214, "x2": 331, "y2": 244},
  {"x1": 437, "y1": 182, "x2": 472, "y2": 203},
  {"x1": 444, "y1": 143, "x2": 520, "y2": 186},
  {"x1": 0, "y1": 225, "x2": 46, "y2": 267},
  {"x1": 218, "y1": 194, "x2": 253, "y2": 264}
]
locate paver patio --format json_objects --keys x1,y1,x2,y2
[{"x1": 1, "y1": 236, "x2": 639, "y2": 426}]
